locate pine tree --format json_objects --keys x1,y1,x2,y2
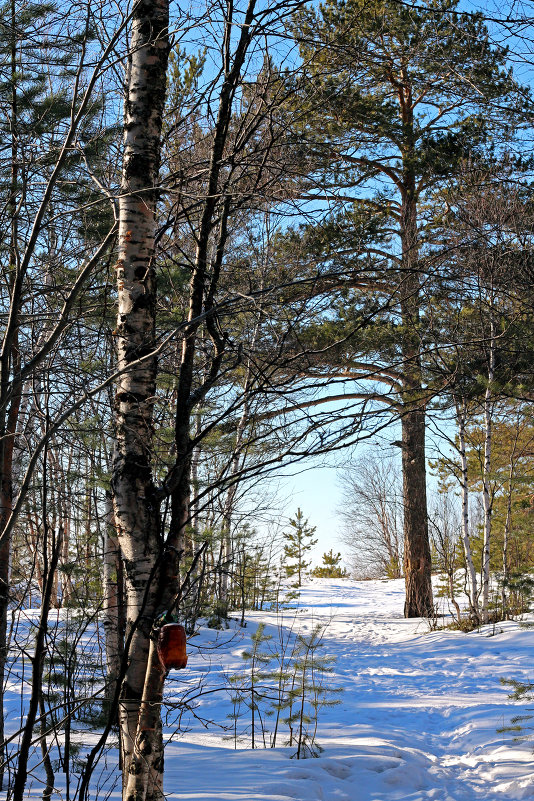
[
  {"x1": 499, "y1": 678, "x2": 534, "y2": 742},
  {"x1": 229, "y1": 623, "x2": 274, "y2": 749},
  {"x1": 280, "y1": 625, "x2": 341, "y2": 759},
  {"x1": 311, "y1": 550, "x2": 348, "y2": 578},
  {"x1": 283, "y1": 509, "x2": 318, "y2": 587},
  {"x1": 287, "y1": 0, "x2": 530, "y2": 617},
  {"x1": 0, "y1": 3, "x2": 112, "y2": 787}
]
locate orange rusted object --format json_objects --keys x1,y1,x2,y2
[{"x1": 157, "y1": 623, "x2": 188, "y2": 670}]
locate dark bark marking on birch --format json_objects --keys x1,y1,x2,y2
[{"x1": 125, "y1": 154, "x2": 152, "y2": 180}]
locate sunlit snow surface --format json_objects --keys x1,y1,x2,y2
[{"x1": 8, "y1": 578, "x2": 534, "y2": 800}]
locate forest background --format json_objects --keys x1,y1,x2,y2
[{"x1": 2, "y1": 0, "x2": 534, "y2": 798}]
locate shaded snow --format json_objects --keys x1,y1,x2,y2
[{"x1": 8, "y1": 577, "x2": 534, "y2": 799}]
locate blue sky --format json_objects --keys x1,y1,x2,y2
[{"x1": 280, "y1": 461, "x2": 346, "y2": 565}]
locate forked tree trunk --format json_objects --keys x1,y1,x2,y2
[
  {"x1": 0, "y1": 350, "x2": 21, "y2": 785},
  {"x1": 219, "y1": 323, "x2": 260, "y2": 606},
  {"x1": 220, "y1": 406, "x2": 248, "y2": 606},
  {"x1": 113, "y1": 0, "x2": 260, "y2": 794},
  {"x1": 12, "y1": 522, "x2": 61, "y2": 801},
  {"x1": 111, "y1": 1, "x2": 170, "y2": 798}
]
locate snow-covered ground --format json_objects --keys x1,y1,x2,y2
[{"x1": 8, "y1": 577, "x2": 534, "y2": 800}]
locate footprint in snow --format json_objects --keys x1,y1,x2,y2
[
  {"x1": 262, "y1": 778, "x2": 325, "y2": 800},
  {"x1": 321, "y1": 762, "x2": 353, "y2": 780}
]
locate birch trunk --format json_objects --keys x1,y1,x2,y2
[
  {"x1": 481, "y1": 317, "x2": 495, "y2": 624},
  {"x1": 103, "y1": 493, "x2": 123, "y2": 704},
  {"x1": 502, "y1": 461, "x2": 513, "y2": 618},
  {"x1": 111, "y1": 1, "x2": 169, "y2": 798},
  {"x1": 456, "y1": 398, "x2": 479, "y2": 621},
  {"x1": 112, "y1": 1, "x2": 261, "y2": 794}
]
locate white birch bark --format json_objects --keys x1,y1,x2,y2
[
  {"x1": 111, "y1": 1, "x2": 169, "y2": 798},
  {"x1": 502, "y1": 460, "x2": 513, "y2": 617},
  {"x1": 502, "y1": 422, "x2": 520, "y2": 618},
  {"x1": 481, "y1": 317, "x2": 495, "y2": 624},
  {"x1": 112, "y1": 0, "x2": 260, "y2": 795},
  {"x1": 456, "y1": 398, "x2": 479, "y2": 621},
  {"x1": 103, "y1": 493, "x2": 122, "y2": 697}
]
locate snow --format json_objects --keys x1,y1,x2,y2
[{"x1": 7, "y1": 577, "x2": 534, "y2": 800}]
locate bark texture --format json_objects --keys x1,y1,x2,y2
[
  {"x1": 103, "y1": 493, "x2": 124, "y2": 704},
  {"x1": 112, "y1": 1, "x2": 259, "y2": 795},
  {"x1": 456, "y1": 399, "x2": 479, "y2": 620},
  {"x1": 401, "y1": 408, "x2": 433, "y2": 617},
  {"x1": 111, "y1": 1, "x2": 170, "y2": 798},
  {"x1": 0, "y1": 5, "x2": 21, "y2": 777},
  {"x1": 481, "y1": 317, "x2": 495, "y2": 624},
  {"x1": 398, "y1": 111, "x2": 433, "y2": 617}
]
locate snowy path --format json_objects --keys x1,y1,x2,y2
[
  {"x1": 12, "y1": 578, "x2": 534, "y2": 800},
  {"x1": 163, "y1": 579, "x2": 534, "y2": 801}
]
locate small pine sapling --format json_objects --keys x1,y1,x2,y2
[
  {"x1": 229, "y1": 623, "x2": 274, "y2": 749},
  {"x1": 280, "y1": 624, "x2": 341, "y2": 758},
  {"x1": 273, "y1": 559, "x2": 300, "y2": 608},
  {"x1": 269, "y1": 614, "x2": 299, "y2": 748},
  {"x1": 311, "y1": 550, "x2": 348, "y2": 578},
  {"x1": 283, "y1": 509, "x2": 318, "y2": 588},
  {"x1": 498, "y1": 572, "x2": 534, "y2": 619},
  {"x1": 226, "y1": 676, "x2": 247, "y2": 750},
  {"x1": 499, "y1": 678, "x2": 534, "y2": 740}
]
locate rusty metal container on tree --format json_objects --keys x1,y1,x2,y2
[{"x1": 157, "y1": 623, "x2": 188, "y2": 670}]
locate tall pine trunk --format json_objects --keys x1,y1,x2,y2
[
  {"x1": 401, "y1": 406, "x2": 432, "y2": 617},
  {"x1": 399, "y1": 127, "x2": 433, "y2": 617}
]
